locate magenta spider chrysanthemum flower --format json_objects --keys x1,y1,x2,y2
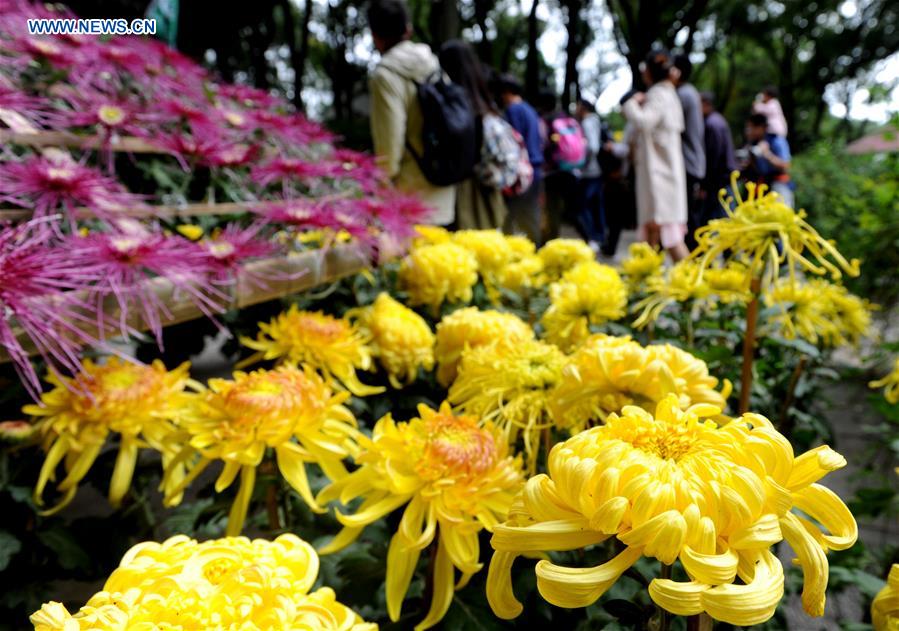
[
  {"x1": 0, "y1": 155, "x2": 143, "y2": 228},
  {"x1": 0, "y1": 85, "x2": 62, "y2": 130},
  {"x1": 65, "y1": 229, "x2": 227, "y2": 347},
  {"x1": 197, "y1": 223, "x2": 278, "y2": 283},
  {"x1": 252, "y1": 110, "x2": 334, "y2": 146},
  {"x1": 250, "y1": 156, "x2": 340, "y2": 189},
  {"x1": 329, "y1": 148, "x2": 384, "y2": 192},
  {"x1": 260, "y1": 198, "x2": 374, "y2": 247},
  {"x1": 0, "y1": 218, "x2": 107, "y2": 398},
  {"x1": 364, "y1": 192, "x2": 430, "y2": 239}
]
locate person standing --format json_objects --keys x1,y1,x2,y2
[
  {"x1": 753, "y1": 85, "x2": 788, "y2": 139},
  {"x1": 699, "y1": 91, "x2": 738, "y2": 221},
  {"x1": 574, "y1": 97, "x2": 604, "y2": 253},
  {"x1": 672, "y1": 54, "x2": 705, "y2": 249},
  {"x1": 366, "y1": 0, "x2": 455, "y2": 225},
  {"x1": 439, "y1": 40, "x2": 507, "y2": 230},
  {"x1": 741, "y1": 112, "x2": 794, "y2": 207},
  {"x1": 497, "y1": 74, "x2": 544, "y2": 243},
  {"x1": 623, "y1": 49, "x2": 689, "y2": 262}
]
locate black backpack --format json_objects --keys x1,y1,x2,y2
[{"x1": 406, "y1": 71, "x2": 478, "y2": 187}]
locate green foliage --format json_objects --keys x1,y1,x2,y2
[{"x1": 792, "y1": 143, "x2": 899, "y2": 305}]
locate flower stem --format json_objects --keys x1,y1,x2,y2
[
  {"x1": 685, "y1": 300, "x2": 695, "y2": 348},
  {"x1": 778, "y1": 355, "x2": 807, "y2": 433},
  {"x1": 261, "y1": 459, "x2": 281, "y2": 531},
  {"x1": 739, "y1": 277, "x2": 762, "y2": 414},
  {"x1": 687, "y1": 612, "x2": 714, "y2": 631},
  {"x1": 658, "y1": 563, "x2": 672, "y2": 631}
]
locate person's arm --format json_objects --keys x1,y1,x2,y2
[
  {"x1": 622, "y1": 91, "x2": 664, "y2": 131},
  {"x1": 369, "y1": 70, "x2": 406, "y2": 180},
  {"x1": 761, "y1": 137, "x2": 791, "y2": 172}
]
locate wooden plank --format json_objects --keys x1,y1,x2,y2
[
  {"x1": 0, "y1": 200, "x2": 269, "y2": 222},
  {"x1": 0, "y1": 242, "x2": 389, "y2": 364},
  {"x1": 0, "y1": 129, "x2": 163, "y2": 153}
]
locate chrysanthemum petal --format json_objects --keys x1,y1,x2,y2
[
  {"x1": 535, "y1": 546, "x2": 643, "y2": 608},
  {"x1": 700, "y1": 550, "x2": 784, "y2": 626},
  {"x1": 386, "y1": 531, "x2": 422, "y2": 622},
  {"x1": 791, "y1": 484, "x2": 858, "y2": 551},
  {"x1": 225, "y1": 465, "x2": 255, "y2": 537},
  {"x1": 415, "y1": 537, "x2": 454, "y2": 631},
  {"x1": 109, "y1": 437, "x2": 139, "y2": 507},
  {"x1": 335, "y1": 492, "x2": 413, "y2": 528},
  {"x1": 787, "y1": 446, "x2": 847, "y2": 490},
  {"x1": 780, "y1": 512, "x2": 828, "y2": 617},
  {"x1": 276, "y1": 444, "x2": 324, "y2": 513},
  {"x1": 486, "y1": 551, "x2": 522, "y2": 619},
  {"x1": 491, "y1": 519, "x2": 608, "y2": 552},
  {"x1": 618, "y1": 509, "x2": 686, "y2": 565},
  {"x1": 680, "y1": 545, "x2": 739, "y2": 585},
  {"x1": 648, "y1": 578, "x2": 706, "y2": 616}
]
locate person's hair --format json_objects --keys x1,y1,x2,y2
[
  {"x1": 367, "y1": 0, "x2": 409, "y2": 43},
  {"x1": 762, "y1": 84, "x2": 779, "y2": 98},
  {"x1": 642, "y1": 48, "x2": 672, "y2": 84},
  {"x1": 577, "y1": 97, "x2": 596, "y2": 112},
  {"x1": 673, "y1": 54, "x2": 692, "y2": 82},
  {"x1": 747, "y1": 112, "x2": 768, "y2": 127},
  {"x1": 699, "y1": 91, "x2": 716, "y2": 106},
  {"x1": 497, "y1": 73, "x2": 524, "y2": 96},
  {"x1": 536, "y1": 90, "x2": 558, "y2": 113},
  {"x1": 439, "y1": 39, "x2": 496, "y2": 116}
]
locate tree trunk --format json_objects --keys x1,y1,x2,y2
[
  {"x1": 474, "y1": 0, "x2": 494, "y2": 62},
  {"x1": 562, "y1": 0, "x2": 581, "y2": 110},
  {"x1": 428, "y1": 0, "x2": 461, "y2": 49},
  {"x1": 525, "y1": 0, "x2": 540, "y2": 100}
]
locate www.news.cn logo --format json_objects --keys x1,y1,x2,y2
[{"x1": 27, "y1": 18, "x2": 157, "y2": 36}]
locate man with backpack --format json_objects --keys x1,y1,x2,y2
[
  {"x1": 497, "y1": 74, "x2": 544, "y2": 244},
  {"x1": 366, "y1": 0, "x2": 464, "y2": 226}
]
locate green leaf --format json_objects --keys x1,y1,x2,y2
[
  {"x1": 0, "y1": 529, "x2": 22, "y2": 571},
  {"x1": 38, "y1": 527, "x2": 92, "y2": 571}
]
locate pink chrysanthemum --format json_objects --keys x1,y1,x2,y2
[
  {"x1": 0, "y1": 218, "x2": 106, "y2": 398},
  {"x1": 250, "y1": 156, "x2": 340, "y2": 189},
  {"x1": 0, "y1": 155, "x2": 143, "y2": 228},
  {"x1": 66, "y1": 229, "x2": 226, "y2": 347},
  {"x1": 0, "y1": 85, "x2": 61, "y2": 129},
  {"x1": 197, "y1": 223, "x2": 279, "y2": 283}
]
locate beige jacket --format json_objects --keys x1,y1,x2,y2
[
  {"x1": 370, "y1": 41, "x2": 456, "y2": 225},
  {"x1": 623, "y1": 81, "x2": 687, "y2": 226}
]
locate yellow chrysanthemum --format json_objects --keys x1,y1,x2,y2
[
  {"x1": 24, "y1": 358, "x2": 194, "y2": 515},
  {"x1": 352, "y1": 293, "x2": 435, "y2": 388},
  {"x1": 704, "y1": 260, "x2": 752, "y2": 303},
  {"x1": 633, "y1": 260, "x2": 710, "y2": 328},
  {"x1": 399, "y1": 242, "x2": 478, "y2": 313},
  {"x1": 452, "y1": 229, "x2": 515, "y2": 298},
  {"x1": 434, "y1": 307, "x2": 534, "y2": 386},
  {"x1": 318, "y1": 403, "x2": 524, "y2": 631},
  {"x1": 541, "y1": 261, "x2": 627, "y2": 351},
  {"x1": 31, "y1": 534, "x2": 374, "y2": 630},
  {"x1": 487, "y1": 396, "x2": 857, "y2": 626},
  {"x1": 548, "y1": 334, "x2": 730, "y2": 432},
  {"x1": 162, "y1": 365, "x2": 359, "y2": 535},
  {"x1": 505, "y1": 234, "x2": 537, "y2": 257},
  {"x1": 448, "y1": 338, "x2": 566, "y2": 468},
  {"x1": 238, "y1": 305, "x2": 383, "y2": 396},
  {"x1": 870, "y1": 357, "x2": 899, "y2": 404},
  {"x1": 412, "y1": 224, "x2": 452, "y2": 247},
  {"x1": 873, "y1": 565, "x2": 899, "y2": 631},
  {"x1": 619, "y1": 242, "x2": 665, "y2": 290},
  {"x1": 537, "y1": 238, "x2": 596, "y2": 281},
  {"x1": 765, "y1": 279, "x2": 872, "y2": 348},
  {"x1": 498, "y1": 253, "x2": 544, "y2": 293},
  {"x1": 691, "y1": 173, "x2": 859, "y2": 292}
]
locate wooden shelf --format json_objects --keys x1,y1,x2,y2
[{"x1": 0, "y1": 129, "x2": 163, "y2": 153}]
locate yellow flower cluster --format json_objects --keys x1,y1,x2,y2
[
  {"x1": 494, "y1": 235, "x2": 542, "y2": 293},
  {"x1": 870, "y1": 357, "x2": 899, "y2": 404},
  {"x1": 765, "y1": 278, "x2": 872, "y2": 348},
  {"x1": 25, "y1": 358, "x2": 195, "y2": 515},
  {"x1": 873, "y1": 565, "x2": 899, "y2": 631},
  {"x1": 239, "y1": 304, "x2": 383, "y2": 395},
  {"x1": 352, "y1": 293, "x2": 435, "y2": 388},
  {"x1": 541, "y1": 261, "x2": 627, "y2": 351},
  {"x1": 163, "y1": 365, "x2": 359, "y2": 535},
  {"x1": 537, "y1": 238, "x2": 596, "y2": 281},
  {"x1": 549, "y1": 334, "x2": 731, "y2": 432},
  {"x1": 318, "y1": 403, "x2": 524, "y2": 631},
  {"x1": 434, "y1": 307, "x2": 534, "y2": 386},
  {"x1": 31, "y1": 534, "x2": 374, "y2": 630},
  {"x1": 634, "y1": 259, "x2": 748, "y2": 328},
  {"x1": 449, "y1": 338, "x2": 566, "y2": 468},
  {"x1": 692, "y1": 174, "x2": 859, "y2": 292},
  {"x1": 487, "y1": 396, "x2": 857, "y2": 626},
  {"x1": 619, "y1": 242, "x2": 665, "y2": 290},
  {"x1": 452, "y1": 229, "x2": 514, "y2": 297},
  {"x1": 399, "y1": 241, "x2": 478, "y2": 313}
]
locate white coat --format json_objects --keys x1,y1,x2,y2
[{"x1": 622, "y1": 81, "x2": 687, "y2": 226}]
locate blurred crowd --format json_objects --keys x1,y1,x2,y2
[{"x1": 365, "y1": 0, "x2": 795, "y2": 262}]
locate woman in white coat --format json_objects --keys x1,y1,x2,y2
[{"x1": 622, "y1": 49, "x2": 690, "y2": 261}]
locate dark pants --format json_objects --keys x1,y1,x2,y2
[
  {"x1": 600, "y1": 172, "x2": 636, "y2": 257},
  {"x1": 503, "y1": 173, "x2": 543, "y2": 245},
  {"x1": 576, "y1": 176, "x2": 605, "y2": 244},
  {"x1": 542, "y1": 171, "x2": 578, "y2": 243},
  {"x1": 685, "y1": 173, "x2": 704, "y2": 250}
]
